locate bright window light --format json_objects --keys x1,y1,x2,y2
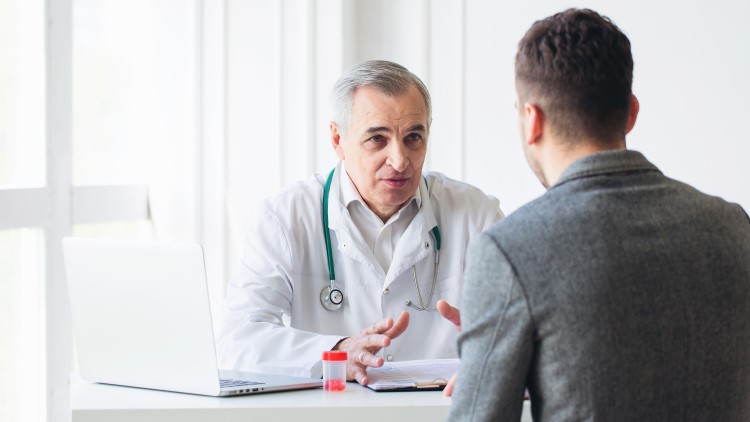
[
  {"x1": 0, "y1": 0, "x2": 45, "y2": 188},
  {"x1": 0, "y1": 229, "x2": 44, "y2": 422},
  {"x1": 72, "y1": 0, "x2": 197, "y2": 240}
]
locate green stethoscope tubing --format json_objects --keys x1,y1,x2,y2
[
  {"x1": 322, "y1": 169, "x2": 337, "y2": 282},
  {"x1": 321, "y1": 167, "x2": 441, "y2": 310}
]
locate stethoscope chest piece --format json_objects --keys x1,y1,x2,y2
[{"x1": 320, "y1": 285, "x2": 344, "y2": 311}]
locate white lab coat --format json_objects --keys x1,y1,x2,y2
[{"x1": 217, "y1": 161, "x2": 504, "y2": 378}]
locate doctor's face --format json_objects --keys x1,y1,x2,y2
[{"x1": 330, "y1": 85, "x2": 429, "y2": 222}]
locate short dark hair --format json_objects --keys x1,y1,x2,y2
[{"x1": 516, "y1": 8, "x2": 633, "y2": 144}]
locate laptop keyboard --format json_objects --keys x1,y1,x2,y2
[{"x1": 220, "y1": 378, "x2": 264, "y2": 388}]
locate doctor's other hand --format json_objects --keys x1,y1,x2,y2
[
  {"x1": 436, "y1": 299, "x2": 461, "y2": 331},
  {"x1": 333, "y1": 311, "x2": 410, "y2": 385},
  {"x1": 437, "y1": 300, "x2": 460, "y2": 396}
]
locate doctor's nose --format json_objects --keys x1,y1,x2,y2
[{"x1": 386, "y1": 144, "x2": 409, "y2": 172}]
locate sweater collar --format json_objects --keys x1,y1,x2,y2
[{"x1": 553, "y1": 149, "x2": 661, "y2": 188}]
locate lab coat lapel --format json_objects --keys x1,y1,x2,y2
[
  {"x1": 383, "y1": 177, "x2": 438, "y2": 288},
  {"x1": 325, "y1": 162, "x2": 382, "y2": 275}
]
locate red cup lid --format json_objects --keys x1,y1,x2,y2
[{"x1": 322, "y1": 350, "x2": 348, "y2": 361}]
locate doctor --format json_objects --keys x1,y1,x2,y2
[{"x1": 218, "y1": 60, "x2": 504, "y2": 384}]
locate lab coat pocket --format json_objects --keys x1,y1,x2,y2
[{"x1": 435, "y1": 272, "x2": 462, "y2": 305}]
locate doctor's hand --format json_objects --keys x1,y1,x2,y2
[
  {"x1": 437, "y1": 300, "x2": 461, "y2": 397},
  {"x1": 333, "y1": 311, "x2": 410, "y2": 385},
  {"x1": 437, "y1": 299, "x2": 461, "y2": 331}
]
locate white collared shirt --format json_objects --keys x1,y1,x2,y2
[{"x1": 340, "y1": 161, "x2": 420, "y2": 273}]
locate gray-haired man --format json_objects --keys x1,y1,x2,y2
[{"x1": 219, "y1": 60, "x2": 504, "y2": 384}]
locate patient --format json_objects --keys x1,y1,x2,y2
[{"x1": 448, "y1": 8, "x2": 750, "y2": 421}]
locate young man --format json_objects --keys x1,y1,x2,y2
[{"x1": 449, "y1": 9, "x2": 750, "y2": 421}]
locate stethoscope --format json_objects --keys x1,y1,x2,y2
[{"x1": 320, "y1": 168, "x2": 441, "y2": 312}]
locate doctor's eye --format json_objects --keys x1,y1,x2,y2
[
  {"x1": 404, "y1": 133, "x2": 424, "y2": 144},
  {"x1": 404, "y1": 133, "x2": 424, "y2": 148},
  {"x1": 368, "y1": 134, "x2": 386, "y2": 144}
]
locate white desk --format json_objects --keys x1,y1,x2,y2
[{"x1": 71, "y1": 375, "x2": 532, "y2": 422}]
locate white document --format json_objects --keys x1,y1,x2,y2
[{"x1": 365, "y1": 358, "x2": 459, "y2": 391}]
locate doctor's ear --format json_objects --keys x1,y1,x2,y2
[{"x1": 330, "y1": 122, "x2": 345, "y2": 160}]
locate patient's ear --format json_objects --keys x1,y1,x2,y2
[
  {"x1": 625, "y1": 95, "x2": 639, "y2": 135},
  {"x1": 524, "y1": 103, "x2": 544, "y2": 145}
]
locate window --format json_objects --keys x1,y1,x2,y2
[
  {"x1": 1, "y1": 1, "x2": 197, "y2": 421},
  {"x1": 0, "y1": 1, "x2": 46, "y2": 421},
  {"x1": 73, "y1": 0, "x2": 198, "y2": 239},
  {"x1": 0, "y1": 0, "x2": 45, "y2": 188},
  {"x1": 0, "y1": 229, "x2": 44, "y2": 422}
]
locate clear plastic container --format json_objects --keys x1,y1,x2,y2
[{"x1": 322, "y1": 350, "x2": 348, "y2": 391}]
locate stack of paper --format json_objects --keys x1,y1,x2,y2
[{"x1": 365, "y1": 358, "x2": 459, "y2": 391}]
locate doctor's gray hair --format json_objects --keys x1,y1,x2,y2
[{"x1": 331, "y1": 60, "x2": 432, "y2": 135}]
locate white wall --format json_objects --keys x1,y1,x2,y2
[
  {"x1": 223, "y1": 0, "x2": 344, "y2": 269},
  {"x1": 455, "y1": 0, "x2": 750, "y2": 214}
]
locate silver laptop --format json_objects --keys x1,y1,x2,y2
[{"x1": 62, "y1": 237, "x2": 323, "y2": 396}]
